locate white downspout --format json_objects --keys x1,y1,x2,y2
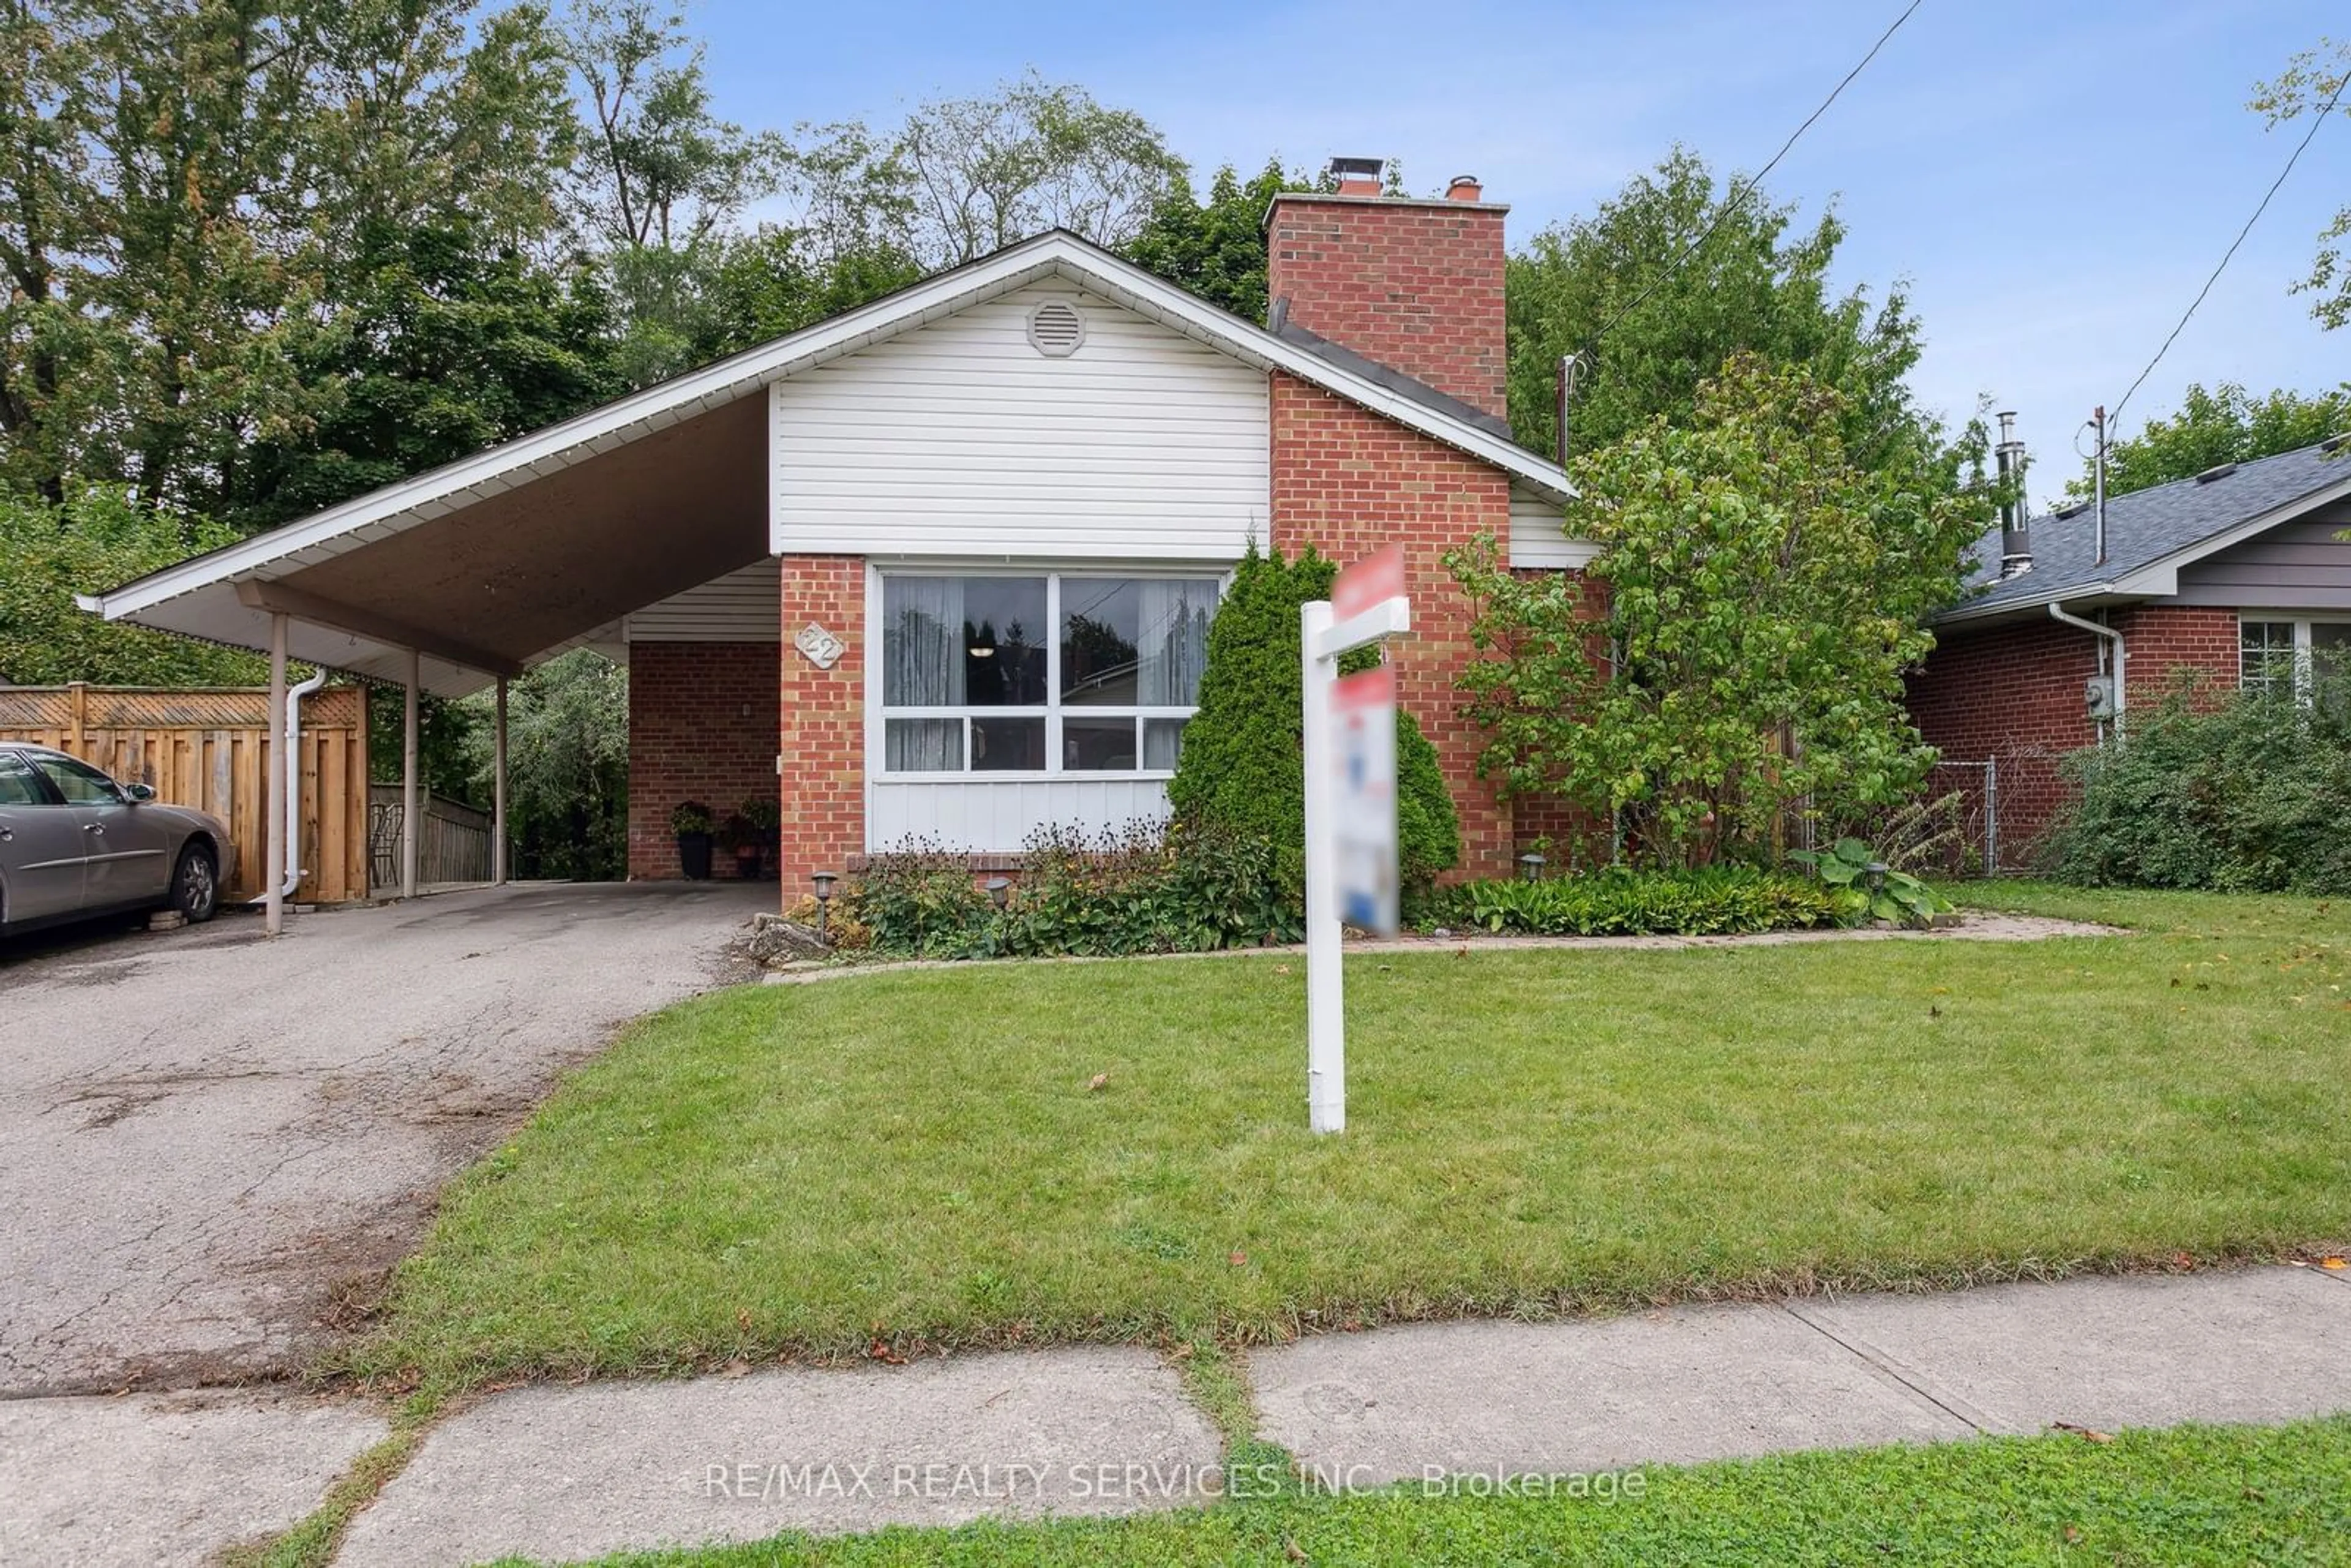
[
  {"x1": 2049, "y1": 601, "x2": 2125, "y2": 740},
  {"x1": 253, "y1": 667, "x2": 329, "y2": 902}
]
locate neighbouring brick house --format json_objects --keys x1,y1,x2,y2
[
  {"x1": 1908, "y1": 435, "x2": 2351, "y2": 865},
  {"x1": 83, "y1": 162, "x2": 1593, "y2": 892}
]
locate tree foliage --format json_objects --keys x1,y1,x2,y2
[
  {"x1": 2072, "y1": 381, "x2": 2351, "y2": 500},
  {"x1": 1123, "y1": 160, "x2": 1311, "y2": 322},
  {"x1": 1166, "y1": 546, "x2": 1459, "y2": 895},
  {"x1": 0, "y1": 487, "x2": 266, "y2": 686},
  {"x1": 1505, "y1": 148, "x2": 1935, "y2": 472},
  {"x1": 1448, "y1": 354, "x2": 1994, "y2": 868},
  {"x1": 2252, "y1": 39, "x2": 2351, "y2": 331},
  {"x1": 896, "y1": 70, "x2": 1185, "y2": 268},
  {"x1": 462, "y1": 649, "x2": 631, "y2": 879}
]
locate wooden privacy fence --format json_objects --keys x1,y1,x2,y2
[
  {"x1": 0, "y1": 683, "x2": 370, "y2": 903},
  {"x1": 367, "y1": 786, "x2": 494, "y2": 891}
]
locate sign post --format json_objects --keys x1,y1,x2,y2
[{"x1": 1300, "y1": 544, "x2": 1410, "y2": 1135}]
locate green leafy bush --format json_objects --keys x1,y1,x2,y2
[
  {"x1": 849, "y1": 823, "x2": 1300, "y2": 961},
  {"x1": 1441, "y1": 866, "x2": 1840, "y2": 937},
  {"x1": 1166, "y1": 544, "x2": 1459, "y2": 895},
  {"x1": 1790, "y1": 837, "x2": 1953, "y2": 927},
  {"x1": 668, "y1": 800, "x2": 715, "y2": 836},
  {"x1": 2042, "y1": 680, "x2": 2351, "y2": 894}
]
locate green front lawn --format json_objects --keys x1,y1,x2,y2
[
  {"x1": 547, "y1": 1417, "x2": 2351, "y2": 1567},
  {"x1": 352, "y1": 885, "x2": 2351, "y2": 1392}
]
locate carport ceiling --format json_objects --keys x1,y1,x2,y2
[{"x1": 97, "y1": 393, "x2": 768, "y2": 697}]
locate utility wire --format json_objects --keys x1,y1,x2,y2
[
  {"x1": 2111, "y1": 67, "x2": 2347, "y2": 425},
  {"x1": 1588, "y1": 0, "x2": 1927, "y2": 350}
]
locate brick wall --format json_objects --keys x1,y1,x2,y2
[
  {"x1": 626, "y1": 640, "x2": 781, "y2": 880},
  {"x1": 1907, "y1": 603, "x2": 2243, "y2": 865},
  {"x1": 1269, "y1": 371, "x2": 1517, "y2": 879},
  {"x1": 1265, "y1": 194, "x2": 1509, "y2": 419},
  {"x1": 777, "y1": 555, "x2": 866, "y2": 893}
]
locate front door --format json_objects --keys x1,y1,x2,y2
[
  {"x1": 29, "y1": 753, "x2": 174, "y2": 907},
  {"x1": 0, "y1": 750, "x2": 88, "y2": 924}
]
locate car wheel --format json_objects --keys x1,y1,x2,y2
[{"x1": 171, "y1": 844, "x2": 219, "y2": 923}]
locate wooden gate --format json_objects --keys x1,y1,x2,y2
[{"x1": 0, "y1": 683, "x2": 370, "y2": 902}]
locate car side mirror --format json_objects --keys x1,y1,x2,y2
[{"x1": 126, "y1": 782, "x2": 156, "y2": 802}]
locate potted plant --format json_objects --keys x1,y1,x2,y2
[
  {"x1": 737, "y1": 795, "x2": 781, "y2": 880},
  {"x1": 670, "y1": 800, "x2": 716, "y2": 880},
  {"x1": 719, "y1": 811, "x2": 762, "y2": 880}
]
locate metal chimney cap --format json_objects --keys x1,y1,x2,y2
[{"x1": 1329, "y1": 156, "x2": 1384, "y2": 181}]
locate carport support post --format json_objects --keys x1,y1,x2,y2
[
  {"x1": 492, "y1": 677, "x2": 508, "y2": 885},
  {"x1": 264, "y1": 613, "x2": 288, "y2": 937},
  {"x1": 401, "y1": 650, "x2": 419, "y2": 900}
]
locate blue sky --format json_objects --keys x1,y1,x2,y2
[{"x1": 692, "y1": 0, "x2": 2344, "y2": 504}]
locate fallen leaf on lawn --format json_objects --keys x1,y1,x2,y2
[
  {"x1": 1283, "y1": 1538, "x2": 1309, "y2": 1564},
  {"x1": 1275, "y1": 964, "x2": 1291, "y2": 975},
  {"x1": 868, "y1": 1338, "x2": 907, "y2": 1366},
  {"x1": 1087, "y1": 1073, "x2": 1109, "y2": 1092},
  {"x1": 1229, "y1": 1250, "x2": 1248, "y2": 1267},
  {"x1": 2062, "y1": 1525, "x2": 2080, "y2": 1544},
  {"x1": 721, "y1": 1358, "x2": 751, "y2": 1379},
  {"x1": 737, "y1": 1308, "x2": 753, "y2": 1332},
  {"x1": 2052, "y1": 1422, "x2": 2113, "y2": 1444},
  {"x1": 2323, "y1": 1257, "x2": 2347, "y2": 1270},
  {"x1": 2172, "y1": 1252, "x2": 2195, "y2": 1270}
]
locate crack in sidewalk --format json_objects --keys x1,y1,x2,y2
[{"x1": 1779, "y1": 1300, "x2": 2004, "y2": 1436}]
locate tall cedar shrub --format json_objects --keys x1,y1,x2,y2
[{"x1": 1168, "y1": 544, "x2": 1460, "y2": 893}]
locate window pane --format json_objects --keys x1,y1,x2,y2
[
  {"x1": 0, "y1": 752, "x2": 46, "y2": 806},
  {"x1": 971, "y1": 716, "x2": 1045, "y2": 771},
  {"x1": 2240, "y1": 621, "x2": 2295, "y2": 694},
  {"x1": 34, "y1": 754, "x2": 123, "y2": 804},
  {"x1": 1061, "y1": 577, "x2": 1212, "y2": 706},
  {"x1": 883, "y1": 576, "x2": 1046, "y2": 707},
  {"x1": 885, "y1": 719, "x2": 963, "y2": 772},
  {"x1": 1063, "y1": 716, "x2": 1138, "y2": 771},
  {"x1": 961, "y1": 578, "x2": 1048, "y2": 706},
  {"x1": 2314, "y1": 624, "x2": 2350, "y2": 715},
  {"x1": 1142, "y1": 718, "x2": 1187, "y2": 771}
]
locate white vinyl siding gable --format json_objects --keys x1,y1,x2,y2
[
  {"x1": 1507, "y1": 482, "x2": 1600, "y2": 569},
  {"x1": 623, "y1": 558, "x2": 779, "y2": 642},
  {"x1": 770, "y1": 284, "x2": 1269, "y2": 561}
]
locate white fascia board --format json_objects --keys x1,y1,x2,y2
[{"x1": 92, "y1": 230, "x2": 1573, "y2": 622}]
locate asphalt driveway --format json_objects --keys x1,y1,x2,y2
[{"x1": 0, "y1": 881, "x2": 768, "y2": 1397}]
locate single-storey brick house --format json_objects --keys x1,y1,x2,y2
[
  {"x1": 1908, "y1": 434, "x2": 2351, "y2": 864},
  {"x1": 83, "y1": 166, "x2": 1592, "y2": 897}
]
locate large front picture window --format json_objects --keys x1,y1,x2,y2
[{"x1": 879, "y1": 571, "x2": 1217, "y2": 776}]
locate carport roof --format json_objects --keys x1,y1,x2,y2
[{"x1": 83, "y1": 230, "x2": 1575, "y2": 698}]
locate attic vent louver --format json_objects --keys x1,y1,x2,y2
[
  {"x1": 2194, "y1": 462, "x2": 2238, "y2": 484},
  {"x1": 2055, "y1": 500, "x2": 2093, "y2": 520},
  {"x1": 2322, "y1": 432, "x2": 2349, "y2": 454},
  {"x1": 1027, "y1": 300, "x2": 1086, "y2": 358}
]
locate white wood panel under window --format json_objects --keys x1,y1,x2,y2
[{"x1": 771, "y1": 285, "x2": 1268, "y2": 560}]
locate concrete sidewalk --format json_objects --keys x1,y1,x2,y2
[{"x1": 6, "y1": 1265, "x2": 2344, "y2": 1566}]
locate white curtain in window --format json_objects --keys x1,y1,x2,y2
[
  {"x1": 1136, "y1": 579, "x2": 1210, "y2": 706},
  {"x1": 885, "y1": 577, "x2": 966, "y2": 771},
  {"x1": 885, "y1": 578, "x2": 966, "y2": 705}
]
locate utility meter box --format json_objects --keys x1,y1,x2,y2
[{"x1": 2085, "y1": 675, "x2": 2118, "y2": 721}]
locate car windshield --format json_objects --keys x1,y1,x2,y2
[{"x1": 31, "y1": 754, "x2": 125, "y2": 805}]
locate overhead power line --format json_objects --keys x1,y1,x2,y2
[
  {"x1": 1588, "y1": 0, "x2": 1928, "y2": 351},
  {"x1": 2111, "y1": 67, "x2": 2347, "y2": 426}
]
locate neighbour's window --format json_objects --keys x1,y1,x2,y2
[
  {"x1": 2240, "y1": 617, "x2": 2351, "y2": 707},
  {"x1": 879, "y1": 572, "x2": 1216, "y2": 775},
  {"x1": 0, "y1": 752, "x2": 46, "y2": 806},
  {"x1": 31, "y1": 754, "x2": 124, "y2": 805}
]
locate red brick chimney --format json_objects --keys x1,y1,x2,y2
[{"x1": 1265, "y1": 159, "x2": 1509, "y2": 419}]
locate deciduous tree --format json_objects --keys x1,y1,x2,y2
[
  {"x1": 2071, "y1": 381, "x2": 2351, "y2": 500},
  {"x1": 1449, "y1": 354, "x2": 1993, "y2": 868},
  {"x1": 2252, "y1": 39, "x2": 2351, "y2": 331}
]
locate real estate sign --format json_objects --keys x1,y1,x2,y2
[{"x1": 1300, "y1": 543, "x2": 1410, "y2": 1135}]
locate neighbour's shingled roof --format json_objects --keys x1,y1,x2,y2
[
  {"x1": 1270, "y1": 318, "x2": 1516, "y2": 440},
  {"x1": 1948, "y1": 437, "x2": 2351, "y2": 620}
]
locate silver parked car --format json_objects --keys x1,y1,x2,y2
[{"x1": 0, "y1": 745, "x2": 236, "y2": 934}]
